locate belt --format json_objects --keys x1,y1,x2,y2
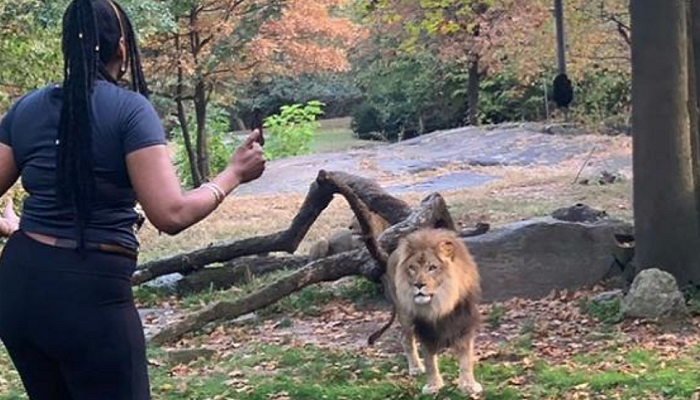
[{"x1": 22, "y1": 231, "x2": 139, "y2": 260}]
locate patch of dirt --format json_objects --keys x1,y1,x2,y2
[{"x1": 159, "y1": 285, "x2": 700, "y2": 367}]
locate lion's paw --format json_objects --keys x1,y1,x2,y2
[
  {"x1": 421, "y1": 381, "x2": 444, "y2": 395},
  {"x1": 458, "y1": 381, "x2": 483, "y2": 396}
]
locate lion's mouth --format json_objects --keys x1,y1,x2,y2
[{"x1": 414, "y1": 293, "x2": 433, "y2": 305}]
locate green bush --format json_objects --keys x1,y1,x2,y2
[
  {"x1": 233, "y1": 73, "x2": 361, "y2": 124},
  {"x1": 264, "y1": 100, "x2": 325, "y2": 160},
  {"x1": 350, "y1": 102, "x2": 382, "y2": 140},
  {"x1": 477, "y1": 67, "x2": 631, "y2": 130},
  {"x1": 351, "y1": 54, "x2": 467, "y2": 141},
  {"x1": 478, "y1": 68, "x2": 551, "y2": 124},
  {"x1": 570, "y1": 69, "x2": 631, "y2": 132}
]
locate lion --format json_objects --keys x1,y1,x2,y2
[{"x1": 371, "y1": 228, "x2": 482, "y2": 396}]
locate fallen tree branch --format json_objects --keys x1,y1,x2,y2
[
  {"x1": 460, "y1": 222, "x2": 491, "y2": 238},
  {"x1": 175, "y1": 256, "x2": 309, "y2": 294},
  {"x1": 133, "y1": 180, "x2": 332, "y2": 285},
  {"x1": 323, "y1": 171, "x2": 412, "y2": 224},
  {"x1": 134, "y1": 171, "x2": 410, "y2": 286},
  {"x1": 318, "y1": 170, "x2": 389, "y2": 268},
  {"x1": 150, "y1": 250, "x2": 373, "y2": 345},
  {"x1": 151, "y1": 192, "x2": 455, "y2": 344},
  {"x1": 377, "y1": 193, "x2": 455, "y2": 254}
]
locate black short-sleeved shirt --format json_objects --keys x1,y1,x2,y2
[{"x1": 0, "y1": 80, "x2": 166, "y2": 250}]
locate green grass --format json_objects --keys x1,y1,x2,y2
[
  {"x1": 685, "y1": 286, "x2": 700, "y2": 316},
  {"x1": 311, "y1": 118, "x2": 379, "y2": 154},
  {"x1": 3, "y1": 340, "x2": 700, "y2": 400},
  {"x1": 133, "y1": 285, "x2": 175, "y2": 308},
  {"x1": 533, "y1": 349, "x2": 700, "y2": 399},
  {"x1": 579, "y1": 296, "x2": 624, "y2": 325},
  {"x1": 487, "y1": 305, "x2": 507, "y2": 328},
  {"x1": 177, "y1": 274, "x2": 383, "y2": 315}
]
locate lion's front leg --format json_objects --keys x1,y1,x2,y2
[
  {"x1": 421, "y1": 350, "x2": 444, "y2": 395},
  {"x1": 457, "y1": 334, "x2": 483, "y2": 395},
  {"x1": 397, "y1": 313, "x2": 425, "y2": 376}
]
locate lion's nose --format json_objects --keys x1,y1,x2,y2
[{"x1": 415, "y1": 282, "x2": 425, "y2": 289}]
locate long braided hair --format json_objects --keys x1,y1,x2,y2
[{"x1": 58, "y1": 0, "x2": 148, "y2": 247}]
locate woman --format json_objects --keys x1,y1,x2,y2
[{"x1": 0, "y1": 0, "x2": 266, "y2": 399}]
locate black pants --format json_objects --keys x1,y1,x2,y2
[{"x1": 0, "y1": 231, "x2": 150, "y2": 400}]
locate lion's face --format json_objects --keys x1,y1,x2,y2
[
  {"x1": 393, "y1": 233, "x2": 473, "y2": 319},
  {"x1": 402, "y1": 250, "x2": 449, "y2": 306}
]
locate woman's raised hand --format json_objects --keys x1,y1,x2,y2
[{"x1": 229, "y1": 130, "x2": 266, "y2": 184}]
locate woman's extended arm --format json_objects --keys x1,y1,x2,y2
[{"x1": 126, "y1": 130, "x2": 265, "y2": 235}]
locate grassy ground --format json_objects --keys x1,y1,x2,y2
[
  {"x1": 4, "y1": 279, "x2": 699, "y2": 399},
  {"x1": 310, "y1": 118, "x2": 378, "y2": 154}
]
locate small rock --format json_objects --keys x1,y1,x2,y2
[
  {"x1": 165, "y1": 348, "x2": 216, "y2": 365},
  {"x1": 598, "y1": 170, "x2": 619, "y2": 185},
  {"x1": 542, "y1": 123, "x2": 583, "y2": 135},
  {"x1": 622, "y1": 269, "x2": 687, "y2": 319},
  {"x1": 143, "y1": 273, "x2": 183, "y2": 290},
  {"x1": 231, "y1": 312, "x2": 258, "y2": 326},
  {"x1": 591, "y1": 290, "x2": 623, "y2": 303},
  {"x1": 551, "y1": 204, "x2": 607, "y2": 223}
]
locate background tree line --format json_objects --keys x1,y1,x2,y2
[{"x1": 1, "y1": 0, "x2": 632, "y2": 183}]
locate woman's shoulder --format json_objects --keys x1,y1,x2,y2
[
  {"x1": 94, "y1": 82, "x2": 159, "y2": 125},
  {"x1": 7, "y1": 84, "x2": 55, "y2": 110},
  {"x1": 95, "y1": 81, "x2": 150, "y2": 106}
]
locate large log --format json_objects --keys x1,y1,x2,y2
[
  {"x1": 150, "y1": 192, "x2": 454, "y2": 345},
  {"x1": 175, "y1": 256, "x2": 309, "y2": 295},
  {"x1": 133, "y1": 171, "x2": 413, "y2": 286},
  {"x1": 150, "y1": 250, "x2": 374, "y2": 345}
]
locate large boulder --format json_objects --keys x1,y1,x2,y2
[
  {"x1": 622, "y1": 268, "x2": 687, "y2": 319},
  {"x1": 465, "y1": 217, "x2": 632, "y2": 302}
]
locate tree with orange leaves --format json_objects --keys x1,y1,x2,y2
[
  {"x1": 358, "y1": 0, "x2": 548, "y2": 125},
  {"x1": 144, "y1": 0, "x2": 361, "y2": 186}
]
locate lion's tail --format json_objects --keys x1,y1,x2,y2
[{"x1": 367, "y1": 306, "x2": 396, "y2": 346}]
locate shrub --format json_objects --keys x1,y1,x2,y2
[{"x1": 264, "y1": 100, "x2": 325, "y2": 160}]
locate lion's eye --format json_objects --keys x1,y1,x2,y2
[
  {"x1": 407, "y1": 266, "x2": 416, "y2": 274},
  {"x1": 428, "y1": 265, "x2": 439, "y2": 272}
]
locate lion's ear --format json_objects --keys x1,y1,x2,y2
[{"x1": 437, "y1": 240, "x2": 455, "y2": 260}]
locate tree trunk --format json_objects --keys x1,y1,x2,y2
[
  {"x1": 631, "y1": 0, "x2": 700, "y2": 284},
  {"x1": 466, "y1": 55, "x2": 480, "y2": 126},
  {"x1": 194, "y1": 80, "x2": 210, "y2": 181},
  {"x1": 175, "y1": 33, "x2": 202, "y2": 187},
  {"x1": 690, "y1": 0, "x2": 700, "y2": 228}
]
